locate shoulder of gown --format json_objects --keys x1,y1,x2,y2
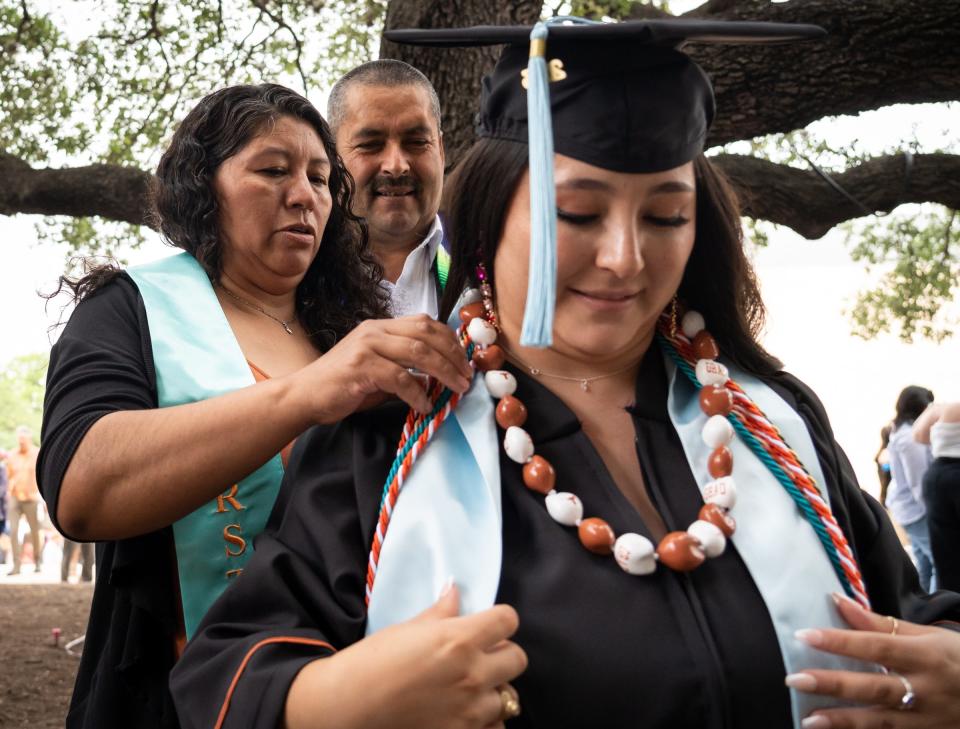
[{"x1": 763, "y1": 370, "x2": 960, "y2": 629}]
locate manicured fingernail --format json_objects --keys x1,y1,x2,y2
[
  {"x1": 795, "y1": 628, "x2": 824, "y2": 646},
  {"x1": 439, "y1": 575, "x2": 455, "y2": 598},
  {"x1": 801, "y1": 715, "x2": 830, "y2": 729},
  {"x1": 785, "y1": 673, "x2": 817, "y2": 691},
  {"x1": 831, "y1": 591, "x2": 862, "y2": 609}
]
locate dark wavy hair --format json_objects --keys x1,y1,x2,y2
[
  {"x1": 894, "y1": 385, "x2": 934, "y2": 427},
  {"x1": 52, "y1": 83, "x2": 387, "y2": 351},
  {"x1": 438, "y1": 138, "x2": 781, "y2": 376}
]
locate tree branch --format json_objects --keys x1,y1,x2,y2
[
  {"x1": 15, "y1": 0, "x2": 30, "y2": 45},
  {"x1": 714, "y1": 153, "x2": 960, "y2": 238},
  {"x1": 253, "y1": 0, "x2": 309, "y2": 92},
  {"x1": 0, "y1": 153, "x2": 154, "y2": 228},
  {"x1": 686, "y1": 0, "x2": 960, "y2": 145},
  {"x1": 3, "y1": 148, "x2": 957, "y2": 241}
]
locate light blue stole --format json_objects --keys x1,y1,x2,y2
[
  {"x1": 365, "y1": 294, "x2": 877, "y2": 727},
  {"x1": 127, "y1": 252, "x2": 285, "y2": 638}
]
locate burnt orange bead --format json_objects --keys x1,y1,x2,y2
[
  {"x1": 698, "y1": 503, "x2": 736, "y2": 537},
  {"x1": 473, "y1": 344, "x2": 505, "y2": 371},
  {"x1": 522, "y1": 455, "x2": 556, "y2": 494},
  {"x1": 458, "y1": 301, "x2": 485, "y2": 325},
  {"x1": 699, "y1": 384, "x2": 733, "y2": 417},
  {"x1": 578, "y1": 518, "x2": 615, "y2": 555},
  {"x1": 707, "y1": 447, "x2": 733, "y2": 478},
  {"x1": 692, "y1": 330, "x2": 720, "y2": 360},
  {"x1": 656, "y1": 532, "x2": 706, "y2": 572},
  {"x1": 495, "y1": 395, "x2": 528, "y2": 429}
]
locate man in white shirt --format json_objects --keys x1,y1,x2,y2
[{"x1": 328, "y1": 60, "x2": 448, "y2": 318}]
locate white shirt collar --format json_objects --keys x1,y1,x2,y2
[{"x1": 382, "y1": 217, "x2": 444, "y2": 319}]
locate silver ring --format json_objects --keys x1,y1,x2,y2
[{"x1": 893, "y1": 672, "x2": 916, "y2": 711}]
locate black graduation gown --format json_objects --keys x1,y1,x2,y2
[{"x1": 170, "y1": 352, "x2": 960, "y2": 729}]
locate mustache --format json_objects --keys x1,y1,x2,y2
[{"x1": 369, "y1": 175, "x2": 419, "y2": 194}]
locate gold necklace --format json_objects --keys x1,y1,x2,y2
[
  {"x1": 218, "y1": 284, "x2": 296, "y2": 335},
  {"x1": 501, "y1": 346, "x2": 637, "y2": 393}
]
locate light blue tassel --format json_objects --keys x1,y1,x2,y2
[{"x1": 519, "y1": 22, "x2": 556, "y2": 348}]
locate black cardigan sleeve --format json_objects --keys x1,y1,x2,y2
[
  {"x1": 39, "y1": 274, "x2": 157, "y2": 538},
  {"x1": 170, "y1": 401, "x2": 407, "y2": 729}
]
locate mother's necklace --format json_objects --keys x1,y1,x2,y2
[{"x1": 218, "y1": 283, "x2": 296, "y2": 335}]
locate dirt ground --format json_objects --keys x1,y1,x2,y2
[{"x1": 0, "y1": 584, "x2": 93, "y2": 728}]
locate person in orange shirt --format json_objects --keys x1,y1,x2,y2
[{"x1": 3, "y1": 425, "x2": 42, "y2": 575}]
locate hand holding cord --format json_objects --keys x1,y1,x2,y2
[{"x1": 57, "y1": 314, "x2": 471, "y2": 542}]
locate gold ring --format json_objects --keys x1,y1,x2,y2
[
  {"x1": 888, "y1": 616, "x2": 899, "y2": 636},
  {"x1": 499, "y1": 687, "x2": 521, "y2": 720}
]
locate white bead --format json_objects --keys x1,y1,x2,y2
[
  {"x1": 695, "y1": 359, "x2": 729, "y2": 387},
  {"x1": 545, "y1": 491, "x2": 584, "y2": 527},
  {"x1": 467, "y1": 317, "x2": 498, "y2": 346},
  {"x1": 681, "y1": 310, "x2": 706, "y2": 339},
  {"x1": 687, "y1": 520, "x2": 727, "y2": 558},
  {"x1": 702, "y1": 414, "x2": 734, "y2": 448},
  {"x1": 614, "y1": 533, "x2": 657, "y2": 575},
  {"x1": 484, "y1": 370, "x2": 517, "y2": 399},
  {"x1": 503, "y1": 426, "x2": 534, "y2": 464},
  {"x1": 460, "y1": 288, "x2": 482, "y2": 306},
  {"x1": 703, "y1": 476, "x2": 737, "y2": 510}
]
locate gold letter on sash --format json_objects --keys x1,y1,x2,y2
[
  {"x1": 216, "y1": 484, "x2": 245, "y2": 513},
  {"x1": 223, "y1": 523, "x2": 247, "y2": 557}
]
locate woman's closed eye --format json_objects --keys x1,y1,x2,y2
[
  {"x1": 557, "y1": 208, "x2": 599, "y2": 225},
  {"x1": 645, "y1": 214, "x2": 690, "y2": 228}
]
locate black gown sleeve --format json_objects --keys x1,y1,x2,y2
[
  {"x1": 770, "y1": 372, "x2": 960, "y2": 628},
  {"x1": 39, "y1": 273, "x2": 157, "y2": 537},
  {"x1": 170, "y1": 402, "x2": 407, "y2": 729}
]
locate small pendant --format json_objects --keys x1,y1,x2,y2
[
  {"x1": 282, "y1": 321, "x2": 294, "y2": 335},
  {"x1": 530, "y1": 367, "x2": 541, "y2": 376},
  {"x1": 580, "y1": 379, "x2": 590, "y2": 392}
]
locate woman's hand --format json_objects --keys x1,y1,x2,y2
[
  {"x1": 787, "y1": 594, "x2": 960, "y2": 728},
  {"x1": 285, "y1": 584, "x2": 528, "y2": 729},
  {"x1": 293, "y1": 314, "x2": 474, "y2": 423}
]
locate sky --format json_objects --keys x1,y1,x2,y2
[{"x1": 2, "y1": 1, "x2": 958, "y2": 500}]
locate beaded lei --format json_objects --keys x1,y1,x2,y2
[{"x1": 365, "y1": 286, "x2": 871, "y2": 609}]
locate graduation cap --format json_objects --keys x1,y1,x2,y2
[{"x1": 385, "y1": 19, "x2": 825, "y2": 347}]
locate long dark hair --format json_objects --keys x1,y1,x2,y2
[
  {"x1": 52, "y1": 83, "x2": 387, "y2": 351},
  {"x1": 439, "y1": 138, "x2": 780, "y2": 376},
  {"x1": 894, "y1": 385, "x2": 934, "y2": 427}
]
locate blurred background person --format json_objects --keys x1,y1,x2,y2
[
  {"x1": 874, "y1": 422, "x2": 893, "y2": 505},
  {"x1": 0, "y1": 456, "x2": 8, "y2": 566},
  {"x1": 2, "y1": 425, "x2": 42, "y2": 575},
  {"x1": 61, "y1": 536, "x2": 94, "y2": 583},
  {"x1": 886, "y1": 386, "x2": 936, "y2": 591},
  {"x1": 913, "y1": 401, "x2": 960, "y2": 591}
]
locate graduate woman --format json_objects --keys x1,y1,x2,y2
[
  {"x1": 39, "y1": 84, "x2": 471, "y2": 729},
  {"x1": 172, "y1": 22, "x2": 960, "y2": 729}
]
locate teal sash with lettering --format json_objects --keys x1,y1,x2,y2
[{"x1": 127, "y1": 252, "x2": 284, "y2": 638}]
